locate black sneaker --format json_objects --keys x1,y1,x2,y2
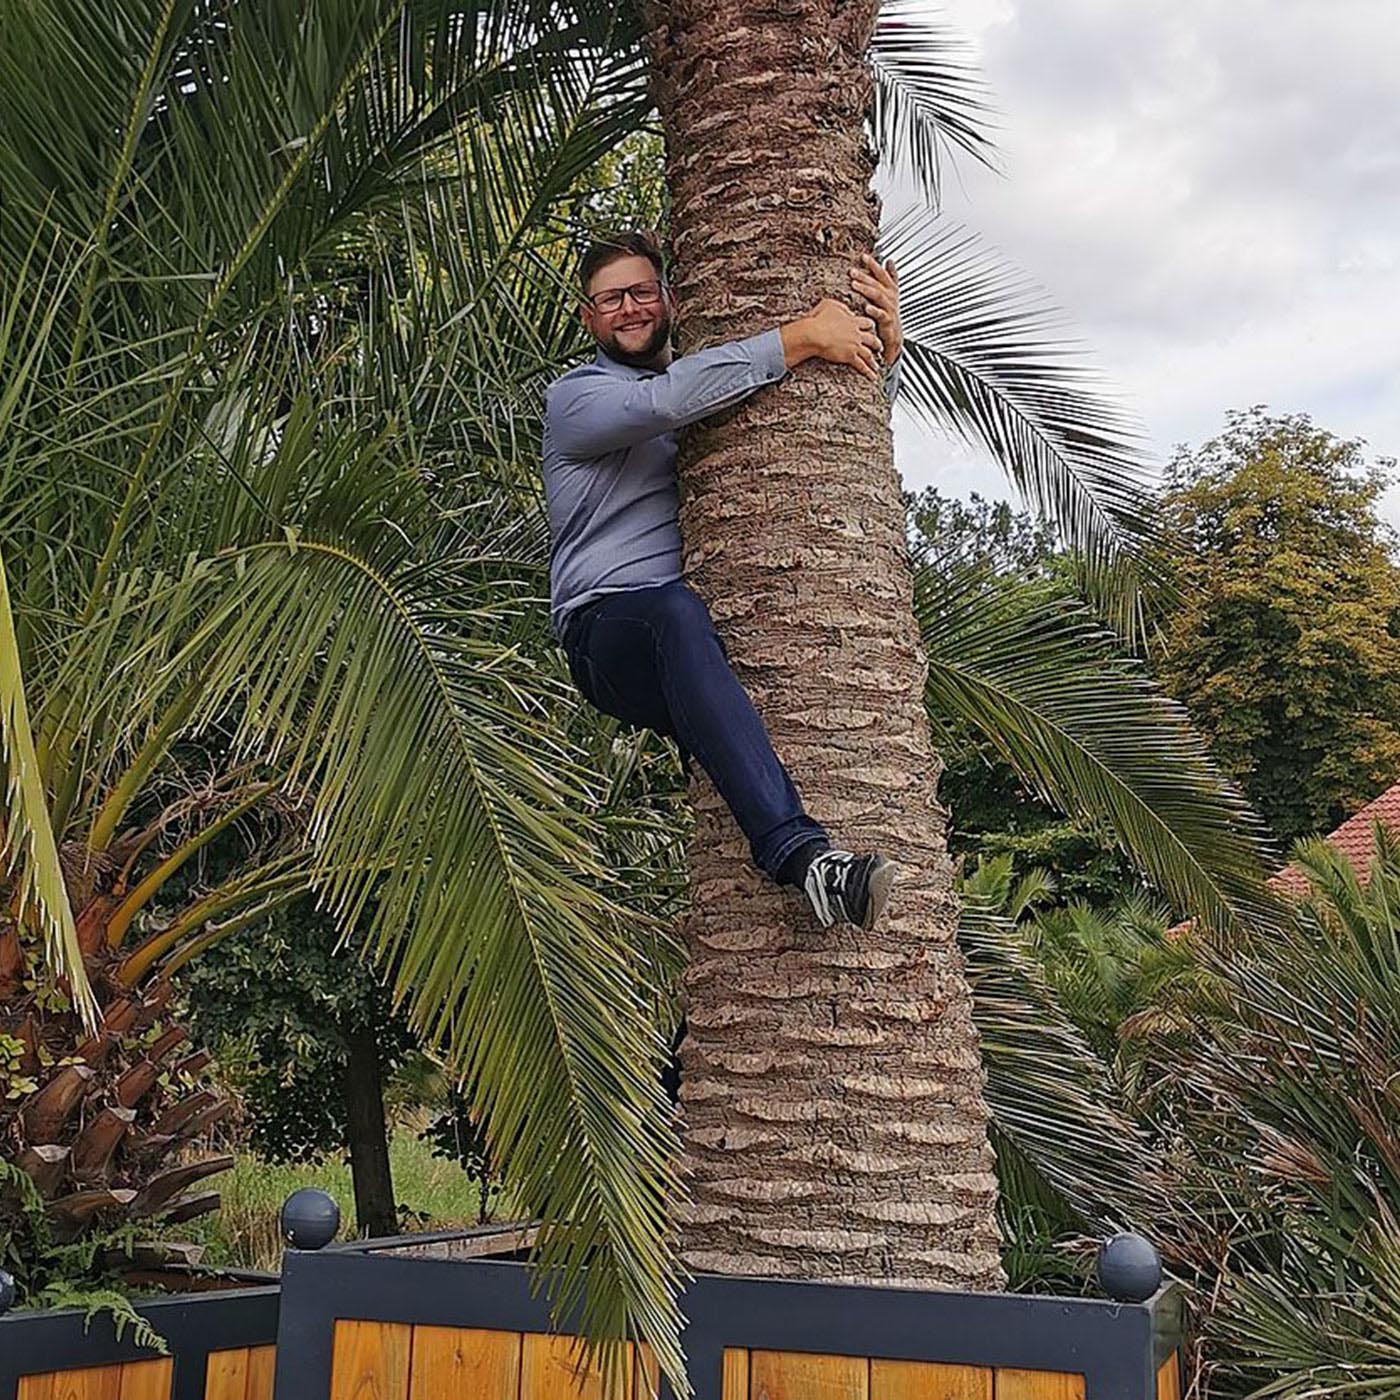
[{"x1": 803, "y1": 849, "x2": 897, "y2": 930}]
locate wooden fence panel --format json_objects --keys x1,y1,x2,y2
[
  {"x1": 748, "y1": 1351, "x2": 868, "y2": 1400},
  {"x1": 205, "y1": 1351, "x2": 250, "y2": 1400},
  {"x1": 408, "y1": 1326, "x2": 521, "y2": 1399},
  {"x1": 634, "y1": 1346, "x2": 659, "y2": 1400},
  {"x1": 520, "y1": 1333, "x2": 644, "y2": 1400},
  {"x1": 245, "y1": 1347, "x2": 278, "y2": 1400},
  {"x1": 119, "y1": 1361, "x2": 175, "y2": 1400},
  {"x1": 329, "y1": 1321, "x2": 412, "y2": 1400},
  {"x1": 1155, "y1": 1355, "x2": 1180, "y2": 1400},
  {"x1": 205, "y1": 1346, "x2": 277, "y2": 1400},
  {"x1": 18, "y1": 1368, "x2": 120, "y2": 1400},
  {"x1": 994, "y1": 1373, "x2": 1085, "y2": 1400},
  {"x1": 871, "y1": 1360, "x2": 992, "y2": 1400},
  {"x1": 721, "y1": 1352, "x2": 750, "y2": 1400}
]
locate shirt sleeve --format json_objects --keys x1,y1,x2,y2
[
  {"x1": 883, "y1": 350, "x2": 902, "y2": 403},
  {"x1": 546, "y1": 327, "x2": 789, "y2": 458}
]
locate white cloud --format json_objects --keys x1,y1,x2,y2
[{"x1": 891, "y1": 0, "x2": 1400, "y2": 520}]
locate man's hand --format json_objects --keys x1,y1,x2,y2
[
  {"x1": 850, "y1": 252, "x2": 902, "y2": 366},
  {"x1": 781, "y1": 297, "x2": 884, "y2": 382}
]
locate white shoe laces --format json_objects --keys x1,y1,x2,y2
[{"x1": 804, "y1": 849, "x2": 855, "y2": 928}]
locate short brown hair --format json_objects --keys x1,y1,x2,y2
[{"x1": 578, "y1": 230, "x2": 666, "y2": 298}]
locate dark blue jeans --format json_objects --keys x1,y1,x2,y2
[{"x1": 562, "y1": 582, "x2": 828, "y2": 881}]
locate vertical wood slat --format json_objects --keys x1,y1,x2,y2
[
  {"x1": 245, "y1": 1347, "x2": 278, "y2": 1400},
  {"x1": 520, "y1": 1333, "x2": 640, "y2": 1400},
  {"x1": 408, "y1": 1326, "x2": 522, "y2": 1399},
  {"x1": 749, "y1": 1351, "x2": 868, "y2": 1400},
  {"x1": 119, "y1": 1360, "x2": 174, "y2": 1400},
  {"x1": 207, "y1": 1347, "x2": 277, "y2": 1400},
  {"x1": 205, "y1": 1350, "x2": 249, "y2": 1400},
  {"x1": 994, "y1": 1372, "x2": 1085, "y2": 1400},
  {"x1": 1156, "y1": 1354, "x2": 1182, "y2": 1400},
  {"x1": 19, "y1": 1366, "x2": 124, "y2": 1400},
  {"x1": 330, "y1": 1320, "x2": 413, "y2": 1400},
  {"x1": 634, "y1": 1346, "x2": 660, "y2": 1400},
  {"x1": 722, "y1": 1351, "x2": 750, "y2": 1400},
  {"x1": 872, "y1": 1360, "x2": 992, "y2": 1400}
]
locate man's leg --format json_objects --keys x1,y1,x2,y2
[{"x1": 565, "y1": 583, "x2": 827, "y2": 881}]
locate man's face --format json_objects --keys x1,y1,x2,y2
[{"x1": 581, "y1": 253, "x2": 675, "y2": 366}]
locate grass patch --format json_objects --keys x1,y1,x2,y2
[{"x1": 173, "y1": 1128, "x2": 491, "y2": 1271}]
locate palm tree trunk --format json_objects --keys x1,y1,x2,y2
[{"x1": 642, "y1": 1, "x2": 1003, "y2": 1287}]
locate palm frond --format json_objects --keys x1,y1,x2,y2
[
  {"x1": 0, "y1": 0, "x2": 684, "y2": 1380},
  {"x1": 123, "y1": 529, "x2": 683, "y2": 1381},
  {"x1": 868, "y1": 0, "x2": 1000, "y2": 206},
  {"x1": 0, "y1": 226, "x2": 95, "y2": 1022},
  {"x1": 880, "y1": 202, "x2": 1164, "y2": 637},
  {"x1": 962, "y1": 895, "x2": 1164, "y2": 1231},
  {"x1": 917, "y1": 553, "x2": 1283, "y2": 936},
  {"x1": 0, "y1": 546, "x2": 92, "y2": 1024}
]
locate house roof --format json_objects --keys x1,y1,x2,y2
[
  {"x1": 1268, "y1": 778, "x2": 1400, "y2": 898},
  {"x1": 1165, "y1": 778, "x2": 1400, "y2": 937}
]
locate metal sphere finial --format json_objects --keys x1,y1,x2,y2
[
  {"x1": 279, "y1": 1188, "x2": 341, "y2": 1251},
  {"x1": 1096, "y1": 1231, "x2": 1163, "y2": 1302}
]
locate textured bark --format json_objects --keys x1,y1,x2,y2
[{"x1": 642, "y1": 1, "x2": 1003, "y2": 1287}]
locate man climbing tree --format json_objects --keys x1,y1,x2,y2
[{"x1": 544, "y1": 230, "x2": 905, "y2": 930}]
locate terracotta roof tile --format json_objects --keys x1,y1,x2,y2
[
  {"x1": 1269, "y1": 778, "x2": 1400, "y2": 897},
  {"x1": 1166, "y1": 778, "x2": 1400, "y2": 935}
]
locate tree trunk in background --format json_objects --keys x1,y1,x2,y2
[
  {"x1": 642, "y1": 1, "x2": 1003, "y2": 1287},
  {"x1": 344, "y1": 1026, "x2": 397, "y2": 1238}
]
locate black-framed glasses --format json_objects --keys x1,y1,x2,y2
[{"x1": 588, "y1": 279, "x2": 664, "y2": 314}]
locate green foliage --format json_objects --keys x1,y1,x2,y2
[
  {"x1": 0, "y1": 1160, "x2": 166, "y2": 1349},
  {"x1": 1157, "y1": 407, "x2": 1400, "y2": 845},
  {"x1": 915, "y1": 540, "x2": 1280, "y2": 935},
  {"x1": 180, "y1": 900, "x2": 418, "y2": 1165},
  {"x1": 1136, "y1": 831, "x2": 1400, "y2": 1398},
  {"x1": 908, "y1": 487, "x2": 1061, "y2": 575},
  {"x1": 958, "y1": 893, "x2": 1166, "y2": 1252},
  {"x1": 160, "y1": 1129, "x2": 492, "y2": 1271},
  {"x1": 908, "y1": 487, "x2": 1272, "y2": 922},
  {"x1": 420, "y1": 1091, "x2": 507, "y2": 1227}
]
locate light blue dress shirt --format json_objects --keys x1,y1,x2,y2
[{"x1": 542, "y1": 325, "x2": 902, "y2": 636}]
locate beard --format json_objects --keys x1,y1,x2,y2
[{"x1": 597, "y1": 306, "x2": 673, "y2": 366}]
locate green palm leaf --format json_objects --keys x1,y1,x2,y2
[
  {"x1": 868, "y1": 0, "x2": 1000, "y2": 205},
  {"x1": 962, "y1": 894, "x2": 1165, "y2": 1234},
  {"x1": 0, "y1": 226, "x2": 95, "y2": 1023},
  {"x1": 916, "y1": 551, "x2": 1282, "y2": 935},
  {"x1": 882, "y1": 204, "x2": 1164, "y2": 636},
  {"x1": 0, "y1": 547, "x2": 92, "y2": 1025}
]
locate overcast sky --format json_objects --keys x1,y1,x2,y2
[{"x1": 887, "y1": 0, "x2": 1400, "y2": 523}]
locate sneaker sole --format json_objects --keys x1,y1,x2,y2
[{"x1": 861, "y1": 857, "x2": 898, "y2": 931}]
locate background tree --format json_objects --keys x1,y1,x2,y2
[
  {"x1": 180, "y1": 899, "x2": 421, "y2": 1239},
  {"x1": 1157, "y1": 407, "x2": 1400, "y2": 845}
]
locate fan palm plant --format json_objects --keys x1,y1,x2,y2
[{"x1": 1140, "y1": 831, "x2": 1400, "y2": 1399}]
